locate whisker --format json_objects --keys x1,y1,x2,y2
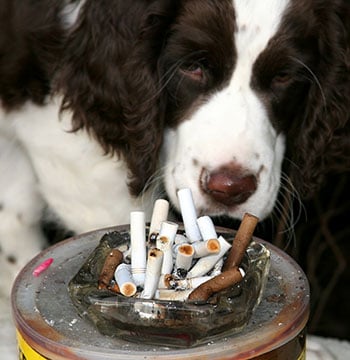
[{"x1": 290, "y1": 56, "x2": 326, "y2": 106}]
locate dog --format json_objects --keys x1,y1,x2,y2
[{"x1": 0, "y1": 0, "x2": 349, "y2": 294}]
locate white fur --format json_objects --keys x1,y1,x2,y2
[
  {"x1": 162, "y1": 0, "x2": 290, "y2": 219},
  {"x1": 0, "y1": 98, "x2": 154, "y2": 288}
]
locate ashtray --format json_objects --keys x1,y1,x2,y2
[{"x1": 69, "y1": 225, "x2": 270, "y2": 348}]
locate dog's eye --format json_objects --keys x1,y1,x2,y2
[
  {"x1": 271, "y1": 72, "x2": 292, "y2": 87},
  {"x1": 180, "y1": 64, "x2": 204, "y2": 82}
]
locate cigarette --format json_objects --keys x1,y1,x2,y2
[
  {"x1": 192, "y1": 238, "x2": 220, "y2": 258},
  {"x1": 175, "y1": 244, "x2": 194, "y2": 273},
  {"x1": 114, "y1": 263, "x2": 137, "y2": 297},
  {"x1": 148, "y1": 199, "x2": 169, "y2": 245},
  {"x1": 209, "y1": 258, "x2": 224, "y2": 276},
  {"x1": 130, "y1": 211, "x2": 147, "y2": 287},
  {"x1": 154, "y1": 289, "x2": 193, "y2": 301},
  {"x1": 187, "y1": 266, "x2": 245, "y2": 302},
  {"x1": 197, "y1": 216, "x2": 218, "y2": 241},
  {"x1": 98, "y1": 249, "x2": 124, "y2": 290},
  {"x1": 177, "y1": 188, "x2": 202, "y2": 243},
  {"x1": 158, "y1": 273, "x2": 173, "y2": 289},
  {"x1": 157, "y1": 221, "x2": 178, "y2": 274},
  {"x1": 187, "y1": 236, "x2": 231, "y2": 278},
  {"x1": 141, "y1": 248, "x2": 164, "y2": 299},
  {"x1": 32, "y1": 258, "x2": 54, "y2": 277},
  {"x1": 169, "y1": 276, "x2": 213, "y2": 290},
  {"x1": 223, "y1": 213, "x2": 259, "y2": 271}
]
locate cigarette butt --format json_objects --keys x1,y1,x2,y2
[
  {"x1": 223, "y1": 213, "x2": 259, "y2": 271},
  {"x1": 114, "y1": 263, "x2": 137, "y2": 297},
  {"x1": 170, "y1": 276, "x2": 213, "y2": 290},
  {"x1": 142, "y1": 248, "x2": 164, "y2": 299},
  {"x1": 148, "y1": 199, "x2": 169, "y2": 244},
  {"x1": 187, "y1": 266, "x2": 244, "y2": 302},
  {"x1": 157, "y1": 221, "x2": 178, "y2": 274},
  {"x1": 130, "y1": 211, "x2": 147, "y2": 286},
  {"x1": 197, "y1": 216, "x2": 217, "y2": 241},
  {"x1": 158, "y1": 273, "x2": 173, "y2": 289},
  {"x1": 192, "y1": 238, "x2": 220, "y2": 258},
  {"x1": 187, "y1": 235, "x2": 231, "y2": 278},
  {"x1": 175, "y1": 244, "x2": 194, "y2": 271},
  {"x1": 177, "y1": 188, "x2": 202, "y2": 243},
  {"x1": 98, "y1": 249, "x2": 123, "y2": 289},
  {"x1": 154, "y1": 289, "x2": 193, "y2": 301}
]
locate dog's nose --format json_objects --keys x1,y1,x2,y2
[{"x1": 201, "y1": 165, "x2": 257, "y2": 206}]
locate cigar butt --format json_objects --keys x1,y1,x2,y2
[
  {"x1": 187, "y1": 266, "x2": 245, "y2": 302},
  {"x1": 223, "y1": 213, "x2": 259, "y2": 271},
  {"x1": 98, "y1": 249, "x2": 124, "y2": 289}
]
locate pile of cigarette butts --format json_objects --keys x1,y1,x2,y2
[{"x1": 98, "y1": 188, "x2": 259, "y2": 303}]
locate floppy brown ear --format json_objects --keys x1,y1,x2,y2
[
  {"x1": 55, "y1": 1, "x2": 177, "y2": 196},
  {"x1": 287, "y1": 2, "x2": 350, "y2": 198}
]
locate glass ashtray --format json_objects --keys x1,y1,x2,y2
[{"x1": 69, "y1": 226, "x2": 270, "y2": 348}]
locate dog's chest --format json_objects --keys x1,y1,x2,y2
[{"x1": 8, "y1": 100, "x2": 147, "y2": 232}]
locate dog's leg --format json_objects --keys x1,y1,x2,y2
[{"x1": 0, "y1": 135, "x2": 46, "y2": 296}]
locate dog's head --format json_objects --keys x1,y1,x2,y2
[{"x1": 58, "y1": 0, "x2": 349, "y2": 220}]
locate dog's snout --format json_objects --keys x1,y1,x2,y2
[{"x1": 201, "y1": 165, "x2": 257, "y2": 206}]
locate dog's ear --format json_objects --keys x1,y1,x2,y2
[
  {"x1": 55, "y1": 1, "x2": 177, "y2": 195},
  {"x1": 287, "y1": 3, "x2": 350, "y2": 198}
]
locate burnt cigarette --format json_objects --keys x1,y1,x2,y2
[
  {"x1": 130, "y1": 211, "x2": 147, "y2": 286},
  {"x1": 157, "y1": 221, "x2": 178, "y2": 274},
  {"x1": 177, "y1": 188, "x2": 202, "y2": 243},
  {"x1": 98, "y1": 249, "x2": 123, "y2": 290},
  {"x1": 197, "y1": 216, "x2": 217, "y2": 241},
  {"x1": 148, "y1": 199, "x2": 169, "y2": 245},
  {"x1": 223, "y1": 213, "x2": 259, "y2": 271},
  {"x1": 169, "y1": 276, "x2": 213, "y2": 290},
  {"x1": 187, "y1": 266, "x2": 245, "y2": 302},
  {"x1": 175, "y1": 244, "x2": 194, "y2": 272},
  {"x1": 141, "y1": 248, "x2": 164, "y2": 299},
  {"x1": 192, "y1": 238, "x2": 220, "y2": 258},
  {"x1": 154, "y1": 289, "x2": 193, "y2": 301},
  {"x1": 187, "y1": 236, "x2": 231, "y2": 278},
  {"x1": 114, "y1": 263, "x2": 137, "y2": 297},
  {"x1": 158, "y1": 273, "x2": 173, "y2": 289}
]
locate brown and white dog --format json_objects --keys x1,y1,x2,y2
[{"x1": 0, "y1": 0, "x2": 349, "y2": 292}]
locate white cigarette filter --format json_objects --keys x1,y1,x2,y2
[
  {"x1": 141, "y1": 248, "x2": 164, "y2": 299},
  {"x1": 157, "y1": 221, "x2": 179, "y2": 274},
  {"x1": 187, "y1": 236, "x2": 232, "y2": 278},
  {"x1": 192, "y1": 238, "x2": 221, "y2": 258},
  {"x1": 169, "y1": 276, "x2": 213, "y2": 290},
  {"x1": 177, "y1": 188, "x2": 202, "y2": 243},
  {"x1": 154, "y1": 289, "x2": 193, "y2": 301},
  {"x1": 130, "y1": 211, "x2": 146, "y2": 287},
  {"x1": 148, "y1": 199, "x2": 169, "y2": 243},
  {"x1": 175, "y1": 244, "x2": 194, "y2": 271},
  {"x1": 114, "y1": 263, "x2": 137, "y2": 297},
  {"x1": 197, "y1": 216, "x2": 218, "y2": 241}
]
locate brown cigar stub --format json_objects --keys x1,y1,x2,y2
[
  {"x1": 98, "y1": 248, "x2": 124, "y2": 290},
  {"x1": 223, "y1": 213, "x2": 259, "y2": 271},
  {"x1": 188, "y1": 266, "x2": 243, "y2": 302}
]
